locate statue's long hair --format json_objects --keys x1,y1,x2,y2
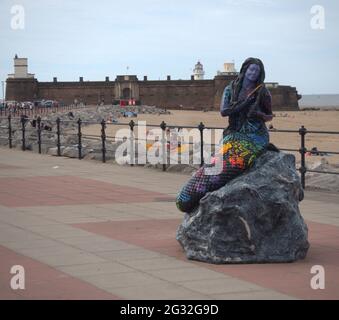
[{"x1": 230, "y1": 57, "x2": 267, "y2": 107}]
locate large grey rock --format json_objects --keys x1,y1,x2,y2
[
  {"x1": 47, "y1": 146, "x2": 65, "y2": 156},
  {"x1": 176, "y1": 151, "x2": 310, "y2": 264},
  {"x1": 32, "y1": 144, "x2": 53, "y2": 154},
  {"x1": 65, "y1": 135, "x2": 78, "y2": 145},
  {"x1": 62, "y1": 146, "x2": 79, "y2": 158},
  {"x1": 62, "y1": 145, "x2": 92, "y2": 158}
]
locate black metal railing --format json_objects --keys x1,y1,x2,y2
[
  {"x1": 0, "y1": 104, "x2": 87, "y2": 118},
  {"x1": 0, "y1": 114, "x2": 338, "y2": 189}
]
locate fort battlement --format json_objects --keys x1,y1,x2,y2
[{"x1": 5, "y1": 57, "x2": 301, "y2": 111}]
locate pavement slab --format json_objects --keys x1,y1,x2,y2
[{"x1": 0, "y1": 146, "x2": 338, "y2": 300}]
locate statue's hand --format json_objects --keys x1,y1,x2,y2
[
  {"x1": 262, "y1": 114, "x2": 273, "y2": 122},
  {"x1": 247, "y1": 105, "x2": 273, "y2": 122},
  {"x1": 225, "y1": 95, "x2": 256, "y2": 116},
  {"x1": 232, "y1": 96, "x2": 254, "y2": 110},
  {"x1": 247, "y1": 102, "x2": 259, "y2": 118},
  {"x1": 244, "y1": 95, "x2": 256, "y2": 105}
]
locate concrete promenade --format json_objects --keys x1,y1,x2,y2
[{"x1": 0, "y1": 147, "x2": 338, "y2": 300}]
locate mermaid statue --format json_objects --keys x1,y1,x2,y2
[{"x1": 176, "y1": 57, "x2": 274, "y2": 213}]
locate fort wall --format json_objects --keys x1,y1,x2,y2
[{"x1": 6, "y1": 75, "x2": 301, "y2": 111}]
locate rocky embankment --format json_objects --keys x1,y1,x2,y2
[{"x1": 0, "y1": 104, "x2": 187, "y2": 164}]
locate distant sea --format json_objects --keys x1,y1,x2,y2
[{"x1": 299, "y1": 94, "x2": 339, "y2": 108}]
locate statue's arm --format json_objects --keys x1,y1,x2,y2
[
  {"x1": 248, "y1": 89, "x2": 273, "y2": 122},
  {"x1": 220, "y1": 85, "x2": 233, "y2": 117},
  {"x1": 220, "y1": 84, "x2": 254, "y2": 117},
  {"x1": 262, "y1": 89, "x2": 273, "y2": 115}
]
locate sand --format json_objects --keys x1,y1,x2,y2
[{"x1": 82, "y1": 109, "x2": 339, "y2": 166}]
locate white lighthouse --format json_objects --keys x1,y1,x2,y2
[{"x1": 193, "y1": 61, "x2": 205, "y2": 80}]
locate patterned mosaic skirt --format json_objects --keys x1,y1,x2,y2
[{"x1": 176, "y1": 129, "x2": 268, "y2": 213}]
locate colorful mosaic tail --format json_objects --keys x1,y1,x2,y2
[{"x1": 176, "y1": 132, "x2": 266, "y2": 213}]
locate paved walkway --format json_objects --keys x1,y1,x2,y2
[{"x1": 0, "y1": 147, "x2": 338, "y2": 300}]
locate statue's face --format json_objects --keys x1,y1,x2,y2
[{"x1": 245, "y1": 63, "x2": 261, "y2": 82}]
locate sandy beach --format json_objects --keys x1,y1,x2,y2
[{"x1": 82, "y1": 109, "x2": 339, "y2": 167}]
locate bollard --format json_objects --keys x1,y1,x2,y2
[
  {"x1": 37, "y1": 116, "x2": 42, "y2": 154},
  {"x1": 21, "y1": 115, "x2": 26, "y2": 151},
  {"x1": 101, "y1": 119, "x2": 106, "y2": 163},
  {"x1": 8, "y1": 114, "x2": 12, "y2": 149},
  {"x1": 198, "y1": 122, "x2": 205, "y2": 167},
  {"x1": 129, "y1": 120, "x2": 135, "y2": 166},
  {"x1": 56, "y1": 117, "x2": 61, "y2": 156},
  {"x1": 160, "y1": 121, "x2": 167, "y2": 171},
  {"x1": 298, "y1": 125, "x2": 307, "y2": 189},
  {"x1": 77, "y1": 118, "x2": 82, "y2": 159}
]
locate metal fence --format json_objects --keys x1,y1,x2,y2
[
  {"x1": 1, "y1": 114, "x2": 338, "y2": 189},
  {"x1": 0, "y1": 104, "x2": 87, "y2": 118}
]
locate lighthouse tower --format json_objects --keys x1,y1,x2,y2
[{"x1": 193, "y1": 61, "x2": 205, "y2": 80}]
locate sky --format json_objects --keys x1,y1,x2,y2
[{"x1": 0, "y1": 0, "x2": 338, "y2": 95}]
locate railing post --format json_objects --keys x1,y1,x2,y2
[
  {"x1": 298, "y1": 125, "x2": 307, "y2": 189},
  {"x1": 8, "y1": 114, "x2": 12, "y2": 149},
  {"x1": 21, "y1": 115, "x2": 26, "y2": 151},
  {"x1": 129, "y1": 120, "x2": 135, "y2": 166},
  {"x1": 56, "y1": 117, "x2": 61, "y2": 156},
  {"x1": 101, "y1": 119, "x2": 106, "y2": 163},
  {"x1": 160, "y1": 121, "x2": 167, "y2": 171},
  {"x1": 77, "y1": 118, "x2": 82, "y2": 159},
  {"x1": 37, "y1": 116, "x2": 42, "y2": 154},
  {"x1": 198, "y1": 122, "x2": 205, "y2": 167}
]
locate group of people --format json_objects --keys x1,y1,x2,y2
[
  {"x1": 28, "y1": 116, "x2": 52, "y2": 131},
  {"x1": 1, "y1": 101, "x2": 27, "y2": 112}
]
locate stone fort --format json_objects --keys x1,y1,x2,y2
[{"x1": 6, "y1": 57, "x2": 301, "y2": 111}]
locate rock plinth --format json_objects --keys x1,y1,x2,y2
[{"x1": 176, "y1": 151, "x2": 310, "y2": 264}]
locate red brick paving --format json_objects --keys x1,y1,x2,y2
[
  {"x1": 0, "y1": 245, "x2": 120, "y2": 300},
  {"x1": 74, "y1": 219, "x2": 339, "y2": 300},
  {"x1": 0, "y1": 176, "x2": 170, "y2": 207},
  {"x1": 0, "y1": 164, "x2": 23, "y2": 170}
]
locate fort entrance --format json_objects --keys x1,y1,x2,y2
[{"x1": 122, "y1": 87, "x2": 131, "y2": 100}]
